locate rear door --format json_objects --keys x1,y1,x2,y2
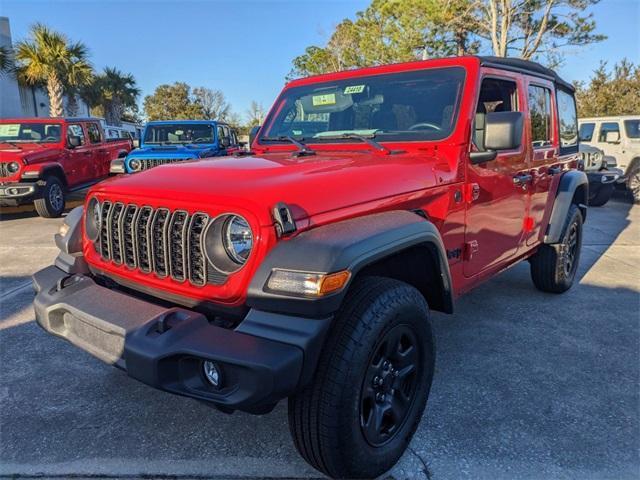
[
  {"x1": 464, "y1": 72, "x2": 529, "y2": 277},
  {"x1": 525, "y1": 79, "x2": 558, "y2": 246},
  {"x1": 85, "y1": 121, "x2": 110, "y2": 179}
]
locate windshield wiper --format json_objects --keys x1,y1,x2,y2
[
  {"x1": 316, "y1": 133, "x2": 398, "y2": 155},
  {"x1": 0, "y1": 141, "x2": 21, "y2": 148},
  {"x1": 261, "y1": 135, "x2": 316, "y2": 157}
]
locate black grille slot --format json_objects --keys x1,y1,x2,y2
[
  {"x1": 0, "y1": 163, "x2": 9, "y2": 177},
  {"x1": 136, "y1": 207, "x2": 153, "y2": 272},
  {"x1": 168, "y1": 210, "x2": 188, "y2": 282},
  {"x1": 94, "y1": 203, "x2": 225, "y2": 287},
  {"x1": 122, "y1": 205, "x2": 138, "y2": 268},
  {"x1": 110, "y1": 203, "x2": 124, "y2": 264},
  {"x1": 151, "y1": 208, "x2": 170, "y2": 277},
  {"x1": 99, "y1": 201, "x2": 112, "y2": 259},
  {"x1": 187, "y1": 213, "x2": 209, "y2": 286}
]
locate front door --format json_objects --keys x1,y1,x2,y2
[
  {"x1": 65, "y1": 124, "x2": 92, "y2": 186},
  {"x1": 464, "y1": 74, "x2": 529, "y2": 277}
]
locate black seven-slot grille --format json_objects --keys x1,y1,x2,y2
[
  {"x1": 95, "y1": 201, "x2": 226, "y2": 286},
  {"x1": 138, "y1": 158, "x2": 184, "y2": 170}
]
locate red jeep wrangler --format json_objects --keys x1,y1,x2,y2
[
  {"x1": 33, "y1": 57, "x2": 587, "y2": 478},
  {"x1": 0, "y1": 118, "x2": 131, "y2": 217}
]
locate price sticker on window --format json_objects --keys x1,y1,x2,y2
[
  {"x1": 312, "y1": 93, "x2": 336, "y2": 106},
  {"x1": 0, "y1": 124, "x2": 20, "y2": 136},
  {"x1": 344, "y1": 85, "x2": 365, "y2": 94}
]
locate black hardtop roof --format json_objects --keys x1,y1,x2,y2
[{"x1": 478, "y1": 56, "x2": 574, "y2": 91}]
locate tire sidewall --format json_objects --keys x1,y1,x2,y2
[
  {"x1": 556, "y1": 206, "x2": 583, "y2": 288},
  {"x1": 333, "y1": 285, "x2": 434, "y2": 476},
  {"x1": 42, "y1": 177, "x2": 65, "y2": 216}
]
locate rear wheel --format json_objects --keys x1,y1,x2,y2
[
  {"x1": 530, "y1": 204, "x2": 583, "y2": 293},
  {"x1": 34, "y1": 176, "x2": 65, "y2": 218},
  {"x1": 288, "y1": 277, "x2": 434, "y2": 479}
]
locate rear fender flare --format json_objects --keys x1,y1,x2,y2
[{"x1": 544, "y1": 170, "x2": 588, "y2": 244}]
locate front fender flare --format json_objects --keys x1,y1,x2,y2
[{"x1": 247, "y1": 210, "x2": 453, "y2": 317}]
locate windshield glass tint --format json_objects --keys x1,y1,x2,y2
[
  {"x1": 0, "y1": 123, "x2": 62, "y2": 143},
  {"x1": 624, "y1": 119, "x2": 640, "y2": 138},
  {"x1": 144, "y1": 124, "x2": 214, "y2": 144},
  {"x1": 261, "y1": 67, "x2": 466, "y2": 143}
]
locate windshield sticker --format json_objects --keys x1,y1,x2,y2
[
  {"x1": 312, "y1": 93, "x2": 336, "y2": 106},
  {"x1": 344, "y1": 85, "x2": 365, "y2": 94},
  {"x1": 0, "y1": 124, "x2": 20, "y2": 136}
]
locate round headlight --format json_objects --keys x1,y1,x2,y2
[
  {"x1": 7, "y1": 162, "x2": 20, "y2": 173},
  {"x1": 224, "y1": 215, "x2": 253, "y2": 264},
  {"x1": 204, "y1": 214, "x2": 253, "y2": 273},
  {"x1": 129, "y1": 158, "x2": 141, "y2": 171},
  {"x1": 85, "y1": 197, "x2": 101, "y2": 242}
]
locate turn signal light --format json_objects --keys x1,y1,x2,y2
[{"x1": 267, "y1": 269, "x2": 351, "y2": 297}]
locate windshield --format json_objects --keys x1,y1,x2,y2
[
  {"x1": 260, "y1": 67, "x2": 466, "y2": 144},
  {"x1": 624, "y1": 120, "x2": 640, "y2": 139},
  {"x1": 0, "y1": 123, "x2": 62, "y2": 143},
  {"x1": 143, "y1": 124, "x2": 214, "y2": 144}
]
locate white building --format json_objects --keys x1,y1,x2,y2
[{"x1": 0, "y1": 17, "x2": 90, "y2": 119}]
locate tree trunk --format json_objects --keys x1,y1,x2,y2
[
  {"x1": 47, "y1": 72, "x2": 64, "y2": 117},
  {"x1": 105, "y1": 100, "x2": 123, "y2": 126},
  {"x1": 66, "y1": 93, "x2": 78, "y2": 117}
]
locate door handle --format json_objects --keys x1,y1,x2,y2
[
  {"x1": 513, "y1": 173, "x2": 533, "y2": 188},
  {"x1": 548, "y1": 166, "x2": 562, "y2": 175}
]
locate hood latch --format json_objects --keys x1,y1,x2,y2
[{"x1": 273, "y1": 202, "x2": 297, "y2": 237}]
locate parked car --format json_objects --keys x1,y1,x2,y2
[
  {"x1": 0, "y1": 117, "x2": 132, "y2": 217},
  {"x1": 104, "y1": 126, "x2": 134, "y2": 141},
  {"x1": 34, "y1": 56, "x2": 587, "y2": 478},
  {"x1": 579, "y1": 115, "x2": 640, "y2": 202},
  {"x1": 579, "y1": 143, "x2": 624, "y2": 206},
  {"x1": 110, "y1": 120, "x2": 240, "y2": 174}
]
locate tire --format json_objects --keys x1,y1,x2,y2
[
  {"x1": 288, "y1": 277, "x2": 434, "y2": 479},
  {"x1": 627, "y1": 163, "x2": 640, "y2": 204},
  {"x1": 530, "y1": 204, "x2": 583, "y2": 293},
  {"x1": 588, "y1": 183, "x2": 614, "y2": 207},
  {"x1": 34, "y1": 176, "x2": 65, "y2": 218}
]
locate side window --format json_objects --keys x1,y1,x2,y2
[
  {"x1": 67, "y1": 124, "x2": 85, "y2": 146},
  {"x1": 528, "y1": 85, "x2": 552, "y2": 148},
  {"x1": 579, "y1": 123, "x2": 595, "y2": 142},
  {"x1": 474, "y1": 77, "x2": 518, "y2": 151},
  {"x1": 231, "y1": 130, "x2": 238, "y2": 145},
  {"x1": 86, "y1": 123, "x2": 102, "y2": 143},
  {"x1": 218, "y1": 125, "x2": 230, "y2": 146},
  {"x1": 557, "y1": 89, "x2": 578, "y2": 154},
  {"x1": 598, "y1": 122, "x2": 620, "y2": 142}
]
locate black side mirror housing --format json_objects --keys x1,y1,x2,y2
[
  {"x1": 249, "y1": 125, "x2": 261, "y2": 146},
  {"x1": 470, "y1": 111, "x2": 523, "y2": 164},
  {"x1": 68, "y1": 135, "x2": 82, "y2": 148}
]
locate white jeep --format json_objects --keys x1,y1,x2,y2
[{"x1": 579, "y1": 116, "x2": 640, "y2": 202}]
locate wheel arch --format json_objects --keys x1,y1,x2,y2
[
  {"x1": 246, "y1": 210, "x2": 454, "y2": 317},
  {"x1": 544, "y1": 170, "x2": 588, "y2": 244},
  {"x1": 40, "y1": 164, "x2": 68, "y2": 189}
]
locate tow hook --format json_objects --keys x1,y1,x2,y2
[{"x1": 54, "y1": 274, "x2": 80, "y2": 292}]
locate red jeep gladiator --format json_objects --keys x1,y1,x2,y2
[
  {"x1": 0, "y1": 118, "x2": 131, "y2": 217},
  {"x1": 33, "y1": 57, "x2": 587, "y2": 478}
]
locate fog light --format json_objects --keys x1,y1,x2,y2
[{"x1": 203, "y1": 360, "x2": 221, "y2": 387}]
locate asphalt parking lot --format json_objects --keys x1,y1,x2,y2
[{"x1": 0, "y1": 193, "x2": 638, "y2": 480}]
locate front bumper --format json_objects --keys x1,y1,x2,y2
[
  {"x1": 33, "y1": 265, "x2": 331, "y2": 413},
  {"x1": 0, "y1": 182, "x2": 40, "y2": 206},
  {"x1": 586, "y1": 168, "x2": 625, "y2": 185}
]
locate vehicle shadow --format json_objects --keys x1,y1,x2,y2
[{"x1": 0, "y1": 190, "x2": 87, "y2": 221}]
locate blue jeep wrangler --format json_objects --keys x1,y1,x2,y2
[{"x1": 110, "y1": 120, "x2": 239, "y2": 174}]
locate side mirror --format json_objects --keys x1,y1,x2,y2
[
  {"x1": 249, "y1": 125, "x2": 261, "y2": 146},
  {"x1": 68, "y1": 135, "x2": 82, "y2": 148},
  {"x1": 605, "y1": 131, "x2": 620, "y2": 143},
  {"x1": 470, "y1": 111, "x2": 523, "y2": 164}
]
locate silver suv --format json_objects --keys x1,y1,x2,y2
[{"x1": 579, "y1": 116, "x2": 640, "y2": 202}]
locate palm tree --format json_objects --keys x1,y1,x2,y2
[
  {"x1": 82, "y1": 67, "x2": 140, "y2": 126},
  {"x1": 14, "y1": 23, "x2": 92, "y2": 117}
]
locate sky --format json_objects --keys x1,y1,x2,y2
[{"x1": 1, "y1": 0, "x2": 639, "y2": 121}]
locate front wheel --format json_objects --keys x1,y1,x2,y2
[
  {"x1": 34, "y1": 176, "x2": 65, "y2": 218},
  {"x1": 288, "y1": 277, "x2": 434, "y2": 479},
  {"x1": 530, "y1": 204, "x2": 583, "y2": 293},
  {"x1": 627, "y1": 163, "x2": 640, "y2": 204}
]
